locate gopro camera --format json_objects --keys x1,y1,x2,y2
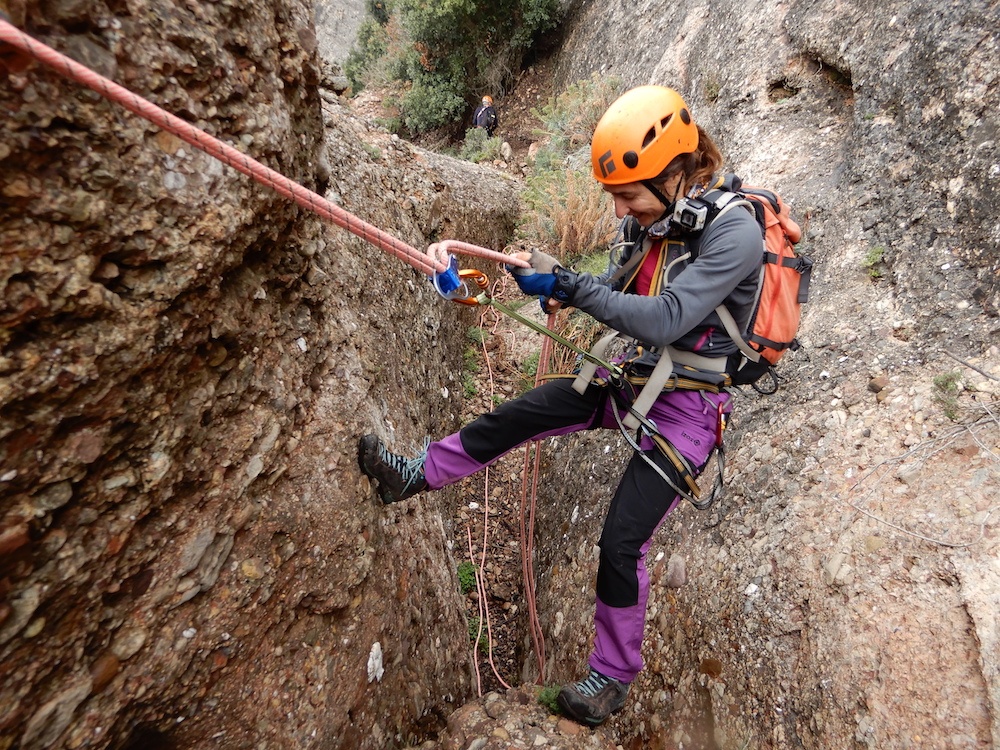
[{"x1": 671, "y1": 197, "x2": 709, "y2": 231}]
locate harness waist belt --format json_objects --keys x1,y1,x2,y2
[{"x1": 663, "y1": 346, "x2": 728, "y2": 373}]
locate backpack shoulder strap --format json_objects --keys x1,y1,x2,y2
[{"x1": 699, "y1": 195, "x2": 765, "y2": 363}]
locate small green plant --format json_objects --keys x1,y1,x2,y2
[
  {"x1": 537, "y1": 684, "x2": 561, "y2": 713},
  {"x1": 862, "y1": 245, "x2": 886, "y2": 279},
  {"x1": 932, "y1": 370, "x2": 962, "y2": 420},
  {"x1": 462, "y1": 371, "x2": 478, "y2": 398},
  {"x1": 458, "y1": 127, "x2": 504, "y2": 163},
  {"x1": 467, "y1": 615, "x2": 488, "y2": 653},
  {"x1": 457, "y1": 560, "x2": 477, "y2": 594},
  {"x1": 705, "y1": 78, "x2": 721, "y2": 102},
  {"x1": 462, "y1": 342, "x2": 481, "y2": 397}
]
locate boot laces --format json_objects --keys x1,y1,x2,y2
[
  {"x1": 574, "y1": 670, "x2": 615, "y2": 698},
  {"x1": 379, "y1": 437, "x2": 429, "y2": 492}
]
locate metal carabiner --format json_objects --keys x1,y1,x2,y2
[{"x1": 448, "y1": 269, "x2": 490, "y2": 306}]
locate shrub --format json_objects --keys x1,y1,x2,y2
[
  {"x1": 520, "y1": 167, "x2": 617, "y2": 264},
  {"x1": 516, "y1": 74, "x2": 623, "y2": 264},
  {"x1": 344, "y1": 19, "x2": 389, "y2": 93},
  {"x1": 546, "y1": 307, "x2": 608, "y2": 376},
  {"x1": 347, "y1": 0, "x2": 563, "y2": 134},
  {"x1": 459, "y1": 127, "x2": 504, "y2": 163}
]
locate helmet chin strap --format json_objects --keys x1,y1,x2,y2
[{"x1": 642, "y1": 179, "x2": 681, "y2": 223}]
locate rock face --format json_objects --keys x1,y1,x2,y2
[
  {"x1": 0, "y1": 2, "x2": 519, "y2": 748},
  {"x1": 2, "y1": 0, "x2": 999, "y2": 749},
  {"x1": 312, "y1": 0, "x2": 367, "y2": 66},
  {"x1": 523, "y1": 0, "x2": 1000, "y2": 748}
]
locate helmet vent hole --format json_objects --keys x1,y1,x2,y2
[
  {"x1": 660, "y1": 114, "x2": 673, "y2": 130},
  {"x1": 641, "y1": 127, "x2": 657, "y2": 149}
]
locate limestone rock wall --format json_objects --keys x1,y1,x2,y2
[
  {"x1": 0, "y1": 2, "x2": 520, "y2": 748},
  {"x1": 528, "y1": 0, "x2": 1000, "y2": 747}
]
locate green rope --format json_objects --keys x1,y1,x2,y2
[{"x1": 480, "y1": 295, "x2": 623, "y2": 379}]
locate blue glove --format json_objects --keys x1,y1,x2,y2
[
  {"x1": 507, "y1": 265, "x2": 556, "y2": 297},
  {"x1": 506, "y1": 248, "x2": 561, "y2": 297}
]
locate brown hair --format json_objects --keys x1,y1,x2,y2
[{"x1": 651, "y1": 125, "x2": 724, "y2": 191}]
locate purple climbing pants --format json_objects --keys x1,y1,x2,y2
[{"x1": 423, "y1": 377, "x2": 727, "y2": 683}]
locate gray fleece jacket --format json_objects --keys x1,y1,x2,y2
[{"x1": 556, "y1": 182, "x2": 764, "y2": 369}]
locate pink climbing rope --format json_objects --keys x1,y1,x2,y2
[{"x1": 0, "y1": 19, "x2": 529, "y2": 276}]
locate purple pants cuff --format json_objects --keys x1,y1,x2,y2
[{"x1": 590, "y1": 595, "x2": 645, "y2": 683}]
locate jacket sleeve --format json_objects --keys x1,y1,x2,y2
[{"x1": 566, "y1": 206, "x2": 763, "y2": 349}]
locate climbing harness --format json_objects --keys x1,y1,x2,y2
[{"x1": 428, "y1": 240, "x2": 730, "y2": 510}]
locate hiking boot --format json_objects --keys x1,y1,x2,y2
[
  {"x1": 357, "y1": 434, "x2": 429, "y2": 504},
  {"x1": 556, "y1": 669, "x2": 629, "y2": 726}
]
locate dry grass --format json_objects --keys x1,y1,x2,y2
[
  {"x1": 517, "y1": 73, "x2": 623, "y2": 265},
  {"x1": 544, "y1": 307, "x2": 610, "y2": 376},
  {"x1": 520, "y1": 170, "x2": 617, "y2": 264}
]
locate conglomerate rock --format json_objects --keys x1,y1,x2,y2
[
  {"x1": 1, "y1": 2, "x2": 519, "y2": 748},
  {"x1": 2, "y1": 0, "x2": 999, "y2": 748}
]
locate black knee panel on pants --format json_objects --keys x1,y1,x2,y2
[{"x1": 595, "y1": 449, "x2": 686, "y2": 607}]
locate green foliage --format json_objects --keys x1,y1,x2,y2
[
  {"x1": 537, "y1": 684, "x2": 561, "y2": 713},
  {"x1": 399, "y1": 65, "x2": 468, "y2": 133},
  {"x1": 466, "y1": 326, "x2": 487, "y2": 345},
  {"x1": 344, "y1": 19, "x2": 389, "y2": 93},
  {"x1": 367, "y1": 0, "x2": 390, "y2": 25},
  {"x1": 459, "y1": 127, "x2": 504, "y2": 163},
  {"x1": 863, "y1": 245, "x2": 886, "y2": 279},
  {"x1": 530, "y1": 73, "x2": 623, "y2": 156},
  {"x1": 457, "y1": 560, "x2": 477, "y2": 594},
  {"x1": 518, "y1": 74, "x2": 623, "y2": 263},
  {"x1": 932, "y1": 370, "x2": 962, "y2": 421},
  {"x1": 518, "y1": 350, "x2": 541, "y2": 394},
  {"x1": 522, "y1": 350, "x2": 540, "y2": 379},
  {"x1": 467, "y1": 615, "x2": 488, "y2": 653},
  {"x1": 705, "y1": 77, "x2": 721, "y2": 102},
  {"x1": 576, "y1": 249, "x2": 611, "y2": 277},
  {"x1": 348, "y1": 0, "x2": 563, "y2": 134}
]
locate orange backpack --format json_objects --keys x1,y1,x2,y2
[{"x1": 701, "y1": 185, "x2": 813, "y2": 392}]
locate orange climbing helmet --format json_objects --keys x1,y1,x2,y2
[
  {"x1": 591, "y1": 86, "x2": 699, "y2": 185},
  {"x1": 482, "y1": 95, "x2": 493, "y2": 105}
]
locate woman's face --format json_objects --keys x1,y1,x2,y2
[{"x1": 602, "y1": 172, "x2": 683, "y2": 228}]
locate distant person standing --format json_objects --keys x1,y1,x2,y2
[{"x1": 473, "y1": 95, "x2": 498, "y2": 136}]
